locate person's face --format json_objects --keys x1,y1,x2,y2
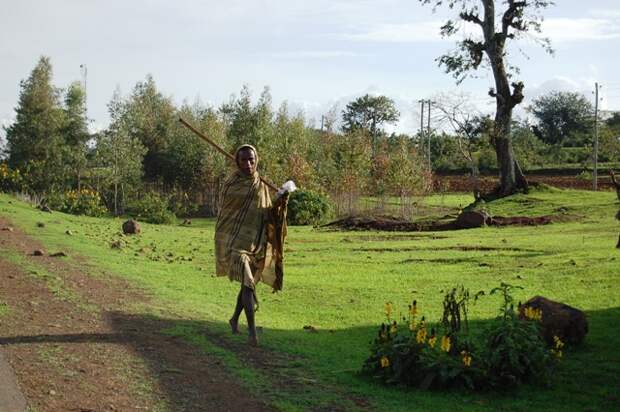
[{"x1": 237, "y1": 149, "x2": 256, "y2": 176}]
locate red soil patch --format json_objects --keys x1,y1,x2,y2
[{"x1": 0, "y1": 216, "x2": 273, "y2": 412}]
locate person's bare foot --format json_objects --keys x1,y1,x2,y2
[
  {"x1": 229, "y1": 318, "x2": 239, "y2": 334},
  {"x1": 248, "y1": 334, "x2": 259, "y2": 347}
]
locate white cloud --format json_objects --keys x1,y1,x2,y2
[
  {"x1": 541, "y1": 17, "x2": 620, "y2": 42},
  {"x1": 587, "y1": 9, "x2": 620, "y2": 19},
  {"x1": 343, "y1": 21, "x2": 448, "y2": 43},
  {"x1": 267, "y1": 50, "x2": 365, "y2": 59}
]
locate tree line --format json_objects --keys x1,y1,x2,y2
[
  {"x1": 2, "y1": 56, "x2": 618, "y2": 220},
  {"x1": 1, "y1": 57, "x2": 429, "y2": 219}
]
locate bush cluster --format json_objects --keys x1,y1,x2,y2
[
  {"x1": 287, "y1": 190, "x2": 332, "y2": 226},
  {"x1": 363, "y1": 283, "x2": 561, "y2": 390},
  {"x1": 0, "y1": 163, "x2": 25, "y2": 193},
  {"x1": 125, "y1": 192, "x2": 176, "y2": 224},
  {"x1": 47, "y1": 188, "x2": 108, "y2": 217}
]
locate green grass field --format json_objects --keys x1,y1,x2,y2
[{"x1": 1, "y1": 188, "x2": 619, "y2": 411}]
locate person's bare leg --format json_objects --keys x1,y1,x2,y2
[
  {"x1": 242, "y1": 285, "x2": 258, "y2": 346},
  {"x1": 229, "y1": 287, "x2": 243, "y2": 334}
]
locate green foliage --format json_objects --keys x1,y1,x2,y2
[
  {"x1": 363, "y1": 283, "x2": 559, "y2": 391},
  {"x1": 46, "y1": 188, "x2": 108, "y2": 217},
  {"x1": 341, "y1": 94, "x2": 399, "y2": 142},
  {"x1": 125, "y1": 191, "x2": 176, "y2": 224},
  {"x1": 287, "y1": 190, "x2": 332, "y2": 225},
  {"x1": 4, "y1": 56, "x2": 70, "y2": 193},
  {"x1": 529, "y1": 91, "x2": 594, "y2": 146},
  {"x1": 0, "y1": 163, "x2": 25, "y2": 192}
]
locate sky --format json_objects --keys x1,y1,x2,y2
[{"x1": 1, "y1": 0, "x2": 620, "y2": 141}]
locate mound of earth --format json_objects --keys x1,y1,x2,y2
[{"x1": 324, "y1": 212, "x2": 557, "y2": 231}]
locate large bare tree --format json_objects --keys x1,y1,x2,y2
[{"x1": 420, "y1": 0, "x2": 553, "y2": 196}]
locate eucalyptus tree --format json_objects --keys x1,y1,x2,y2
[
  {"x1": 420, "y1": 0, "x2": 554, "y2": 196},
  {"x1": 4, "y1": 56, "x2": 66, "y2": 191}
]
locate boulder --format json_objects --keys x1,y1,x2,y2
[
  {"x1": 520, "y1": 296, "x2": 588, "y2": 345},
  {"x1": 122, "y1": 219, "x2": 141, "y2": 235},
  {"x1": 455, "y1": 210, "x2": 490, "y2": 229},
  {"x1": 33, "y1": 249, "x2": 45, "y2": 256}
]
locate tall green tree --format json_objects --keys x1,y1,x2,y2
[
  {"x1": 112, "y1": 75, "x2": 176, "y2": 182},
  {"x1": 420, "y1": 0, "x2": 554, "y2": 196},
  {"x1": 4, "y1": 56, "x2": 66, "y2": 191},
  {"x1": 529, "y1": 91, "x2": 593, "y2": 146},
  {"x1": 341, "y1": 94, "x2": 399, "y2": 152},
  {"x1": 61, "y1": 81, "x2": 90, "y2": 189},
  {"x1": 93, "y1": 88, "x2": 147, "y2": 214}
]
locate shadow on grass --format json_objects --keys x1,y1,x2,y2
[{"x1": 1, "y1": 307, "x2": 619, "y2": 411}]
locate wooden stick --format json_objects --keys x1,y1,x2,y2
[{"x1": 179, "y1": 117, "x2": 278, "y2": 191}]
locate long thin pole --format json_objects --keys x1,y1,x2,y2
[
  {"x1": 427, "y1": 99, "x2": 432, "y2": 171},
  {"x1": 418, "y1": 99, "x2": 425, "y2": 157},
  {"x1": 593, "y1": 82, "x2": 600, "y2": 191},
  {"x1": 178, "y1": 117, "x2": 278, "y2": 191}
]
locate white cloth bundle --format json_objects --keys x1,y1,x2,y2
[{"x1": 277, "y1": 180, "x2": 297, "y2": 198}]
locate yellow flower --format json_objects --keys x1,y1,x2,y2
[
  {"x1": 389, "y1": 321, "x2": 398, "y2": 335},
  {"x1": 416, "y1": 328, "x2": 427, "y2": 344},
  {"x1": 428, "y1": 336, "x2": 437, "y2": 348},
  {"x1": 409, "y1": 319, "x2": 416, "y2": 331},
  {"x1": 380, "y1": 356, "x2": 390, "y2": 368},
  {"x1": 553, "y1": 335, "x2": 564, "y2": 350},
  {"x1": 461, "y1": 351, "x2": 472, "y2": 367},
  {"x1": 440, "y1": 335, "x2": 451, "y2": 352},
  {"x1": 409, "y1": 300, "x2": 418, "y2": 317},
  {"x1": 551, "y1": 349, "x2": 563, "y2": 359},
  {"x1": 384, "y1": 302, "x2": 393, "y2": 319},
  {"x1": 524, "y1": 306, "x2": 543, "y2": 321}
]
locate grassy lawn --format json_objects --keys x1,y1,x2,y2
[{"x1": 0, "y1": 188, "x2": 618, "y2": 411}]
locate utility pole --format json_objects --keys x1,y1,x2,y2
[
  {"x1": 426, "y1": 99, "x2": 432, "y2": 171},
  {"x1": 593, "y1": 82, "x2": 600, "y2": 191},
  {"x1": 418, "y1": 99, "x2": 425, "y2": 162}
]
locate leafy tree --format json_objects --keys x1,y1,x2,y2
[
  {"x1": 61, "y1": 81, "x2": 90, "y2": 190},
  {"x1": 420, "y1": 0, "x2": 554, "y2": 196},
  {"x1": 93, "y1": 89, "x2": 147, "y2": 214},
  {"x1": 112, "y1": 76, "x2": 176, "y2": 183},
  {"x1": 529, "y1": 91, "x2": 593, "y2": 146},
  {"x1": 341, "y1": 94, "x2": 399, "y2": 153},
  {"x1": 4, "y1": 56, "x2": 66, "y2": 191}
]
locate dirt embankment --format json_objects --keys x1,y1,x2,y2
[{"x1": 434, "y1": 173, "x2": 617, "y2": 193}]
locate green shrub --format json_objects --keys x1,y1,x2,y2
[
  {"x1": 363, "y1": 283, "x2": 560, "y2": 391},
  {"x1": 47, "y1": 188, "x2": 108, "y2": 217},
  {"x1": 287, "y1": 190, "x2": 332, "y2": 225},
  {"x1": 126, "y1": 192, "x2": 176, "y2": 224}
]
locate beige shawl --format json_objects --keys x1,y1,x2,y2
[{"x1": 214, "y1": 147, "x2": 286, "y2": 291}]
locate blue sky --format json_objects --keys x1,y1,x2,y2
[{"x1": 1, "y1": 0, "x2": 619, "y2": 138}]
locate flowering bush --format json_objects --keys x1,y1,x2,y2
[
  {"x1": 363, "y1": 283, "x2": 561, "y2": 390},
  {"x1": 125, "y1": 192, "x2": 176, "y2": 224},
  {"x1": 0, "y1": 163, "x2": 25, "y2": 193},
  {"x1": 47, "y1": 188, "x2": 108, "y2": 217}
]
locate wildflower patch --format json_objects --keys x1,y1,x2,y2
[{"x1": 363, "y1": 283, "x2": 563, "y2": 390}]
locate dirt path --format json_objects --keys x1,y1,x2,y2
[{"x1": 0, "y1": 216, "x2": 273, "y2": 412}]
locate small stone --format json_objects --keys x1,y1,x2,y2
[
  {"x1": 40, "y1": 205, "x2": 52, "y2": 213},
  {"x1": 49, "y1": 389, "x2": 56, "y2": 396},
  {"x1": 65, "y1": 230, "x2": 73, "y2": 235},
  {"x1": 122, "y1": 219, "x2": 141, "y2": 235},
  {"x1": 33, "y1": 249, "x2": 45, "y2": 256},
  {"x1": 50, "y1": 251, "x2": 67, "y2": 257},
  {"x1": 2, "y1": 226, "x2": 13, "y2": 232}
]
